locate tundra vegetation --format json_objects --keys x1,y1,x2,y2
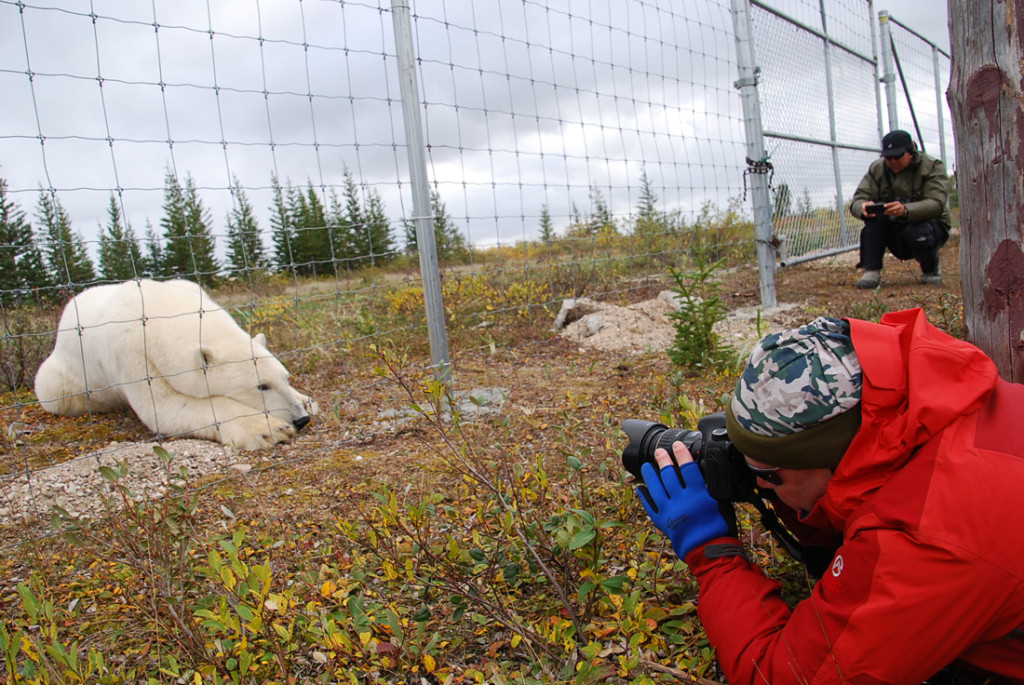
[{"x1": 0, "y1": 174, "x2": 967, "y2": 683}]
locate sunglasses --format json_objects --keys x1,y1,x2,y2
[{"x1": 745, "y1": 459, "x2": 783, "y2": 486}]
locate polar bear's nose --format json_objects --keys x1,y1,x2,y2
[{"x1": 293, "y1": 415, "x2": 311, "y2": 431}]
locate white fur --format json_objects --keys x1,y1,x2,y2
[{"x1": 35, "y1": 279, "x2": 318, "y2": 450}]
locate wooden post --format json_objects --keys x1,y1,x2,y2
[{"x1": 947, "y1": 0, "x2": 1024, "y2": 382}]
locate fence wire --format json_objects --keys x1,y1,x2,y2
[{"x1": 0, "y1": 0, "x2": 951, "y2": 540}]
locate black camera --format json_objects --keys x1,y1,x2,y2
[
  {"x1": 620, "y1": 412, "x2": 755, "y2": 503},
  {"x1": 622, "y1": 412, "x2": 834, "y2": 575},
  {"x1": 863, "y1": 202, "x2": 886, "y2": 215}
]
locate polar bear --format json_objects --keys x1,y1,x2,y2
[{"x1": 35, "y1": 279, "x2": 318, "y2": 450}]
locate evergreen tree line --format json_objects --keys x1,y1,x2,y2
[
  {"x1": 549, "y1": 170, "x2": 709, "y2": 240},
  {"x1": 0, "y1": 166, "x2": 476, "y2": 304},
  {"x1": 1, "y1": 164, "x2": 764, "y2": 305}
]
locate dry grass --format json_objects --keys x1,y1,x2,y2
[{"x1": 0, "y1": 233, "x2": 977, "y2": 684}]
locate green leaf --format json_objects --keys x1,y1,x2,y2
[
  {"x1": 567, "y1": 528, "x2": 595, "y2": 550},
  {"x1": 385, "y1": 608, "x2": 405, "y2": 642},
  {"x1": 153, "y1": 445, "x2": 173, "y2": 464},
  {"x1": 600, "y1": 575, "x2": 627, "y2": 592},
  {"x1": 577, "y1": 580, "x2": 597, "y2": 602},
  {"x1": 97, "y1": 466, "x2": 119, "y2": 482},
  {"x1": 16, "y1": 583, "x2": 40, "y2": 620},
  {"x1": 502, "y1": 563, "x2": 521, "y2": 585},
  {"x1": 348, "y1": 595, "x2": 365, "y2": 619}
]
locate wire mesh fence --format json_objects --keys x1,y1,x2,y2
[
  {"x1": 884, "y1": 14, "x2": 954, "y2": 167},
  {"x1": 749, "y1": 0, "x2": 880, "y2": 265},
  {"x1": 0, "y1": 0, "x2": 952, "y2": 540}
]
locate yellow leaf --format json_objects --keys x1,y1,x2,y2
[
  {"x1": 321, "y1": 580, "x2": 337, "y2": 598},
  {"x1": 423, "y1": 654, "x2": 436, "y2": 673},
  {"x1": 511, "y1": 634, "x2": 522, "y2": 648},
  {"x1": 20, "y1": 636, "x2": 39, "y2": 663}
]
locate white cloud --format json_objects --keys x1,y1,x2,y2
[{"x1": 0, "y1": 0, "x2": 952, "y2": 259}]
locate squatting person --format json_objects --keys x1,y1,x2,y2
[
  {"x1": 637, "y1": 310, "x2": 1024, "y2": 684},
  {"x1": 849, "y1": 130, "x2": 951, "y2": 289}
]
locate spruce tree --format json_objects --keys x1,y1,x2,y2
[
  {"x1": 327, "y1": 188, "x2": 354, "y2": 268},
  {"x1": 565, "y1": 200, "x2": 587, "y2": 238},
  {"x1": 362, "y1": 187, "x2": 395, "y2": 265},
  {"x1": 634, "y1": 169, "x2": 665, "y2": 237},
  {"x1": 160, "y1": 170, "x2": 218, "y2": 284},
  {"x1": 142, "y1": 220, "x2": 164, "y2": 278},
  {"x1": 335, "y1": 169, "x2": 363, "y2": 265},
  {"x1": 98, "y1": 195, "x2": 144, "y2": 281},
  {"x1": 338, "y1": 167, "x2": 395, "y2": 268},
  {"x1": 588, "y1": 187, "x2": 617, "y2": 236},
  {"x1": 0, "y1": 178, "x2": 53, "y2": 302},
  {"x1": 538, "y1": 204, "x2": 555, "y2": 242},
  {"x1": 181, "y1": 175, "x2": 219, "y2": 281},
  {"x1": 772, "y1": 183, "x2": 793, "y2": 220},
  {"x1": 404, "y1": 189, "x2": 467, "y2": 263},
  {"x1": 225, "y1": 179, "x2": 266, "y2": 278},
  {"x1": 0, "y1": 180, "x2": 21, "y2": 295},
  {"x1": 160, "y1": 170, "x2": 189, "y2": 276},
  {"x1": 291, "y1": 182, "x2": 331, "y2": 276},
  {"x1": 269, "y1": 174, "x2": 295, "y2": 275},
  {"x1": 36, "y1": 188, "x2": 96, "y2": 291}
]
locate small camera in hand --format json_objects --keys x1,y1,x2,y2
[{"x1": 864, "y1": 202, "x2": 886, "y2": 215}]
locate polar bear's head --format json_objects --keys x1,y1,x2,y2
[{"x1": 195, "y1": 333, "x2": 317, "y2": 429}]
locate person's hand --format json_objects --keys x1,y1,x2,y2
[
  {"x1": 882, "y1": 201, "x2": 908, "y2": 217},
  {"x1": 638, "y1": 441, "x2": 732, "y2": 559},
  {"x1": 860, "y1": 201, "x2": 882, "y2": 218}
]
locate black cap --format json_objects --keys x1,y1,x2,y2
[{"x1": 880, "y1": 130, "x2": 913, "y2": 158}]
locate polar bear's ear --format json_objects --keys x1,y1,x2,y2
[
  {"x1": 197, "y1": 346, "x2": 214, "y2": 369},
  {"x1": 252, "y1": 333, "x2": 267, "y2": 348}
]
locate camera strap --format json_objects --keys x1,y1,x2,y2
[{"x1": 747, "y1": 495, "x2": 835, "y2": 578}]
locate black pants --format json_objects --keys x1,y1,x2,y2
[{"x1": 858, "y1": 217, "x2": 948, "y2": 273}]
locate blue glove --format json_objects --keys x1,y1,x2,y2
[{"x1": 639, "y1": 460, "x2": 730, "y2": 559}]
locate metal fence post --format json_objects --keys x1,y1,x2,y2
[
  {"x1": 391, "y1": 0, "x2": 452, "y2": 383},
  {"x1": 932, "y1": 45, "x2": 948, "y2": 166},
  {"x1": 818, "y1": 0, "x2": 851, "y2": 246},
  {"x1": 868, "y1": 0, "x2": 885, "y2": 142},
  {"x1": 878, "y1": 10, "x2": 899, "y2": 131},
  {"x1": 730, "y1": 0, "x2": 777, "y2": 308}
]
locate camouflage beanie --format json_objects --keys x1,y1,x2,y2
[{"x1": 724, "y1": 316, "x2": 863, "y2": 470}]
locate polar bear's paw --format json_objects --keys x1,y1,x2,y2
[{"x1": 220, "y1": 415, "x2": 297, "y2": 451}]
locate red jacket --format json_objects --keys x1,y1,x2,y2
[{"x1": 686, "y1": 308, "x2": 1024, "y2": 684}]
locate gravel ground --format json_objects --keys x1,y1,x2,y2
[{"x1": 1, "y1": 439, "x2": 241, "y2": 525}]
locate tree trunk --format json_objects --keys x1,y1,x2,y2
[{"x1": 947, "y1": 0, "x2": 1024, "y2": 382}]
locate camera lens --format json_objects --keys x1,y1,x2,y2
[{"x1": 620, "y1": 419, "x2": 702, "y2": 481}]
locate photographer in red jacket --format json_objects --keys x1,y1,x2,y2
[{"x1": 638, "y1": 309, "x2": 1024, "y2": 684}]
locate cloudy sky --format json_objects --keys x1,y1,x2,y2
[{"x1": 0, "y1": 0, "x2": 952, "y2": 259}]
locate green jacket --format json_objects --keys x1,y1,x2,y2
[{"x1": 849, "y1": 150, "x2": 951, "y2": 232}]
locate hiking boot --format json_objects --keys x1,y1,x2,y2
[
  {"x1": 855, "y1": 270, "x2": 881, "y2": 289},
  {"x1": 920, "y1": 256, "x2": 942, "y2": 285}
]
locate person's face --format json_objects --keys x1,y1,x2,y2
[
  {"x1": 883, "y1": 150, "x2": 913, "y2": 174},
  {"x1": 746, "y1": 457, "x2": 832, "y2": 515}
]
